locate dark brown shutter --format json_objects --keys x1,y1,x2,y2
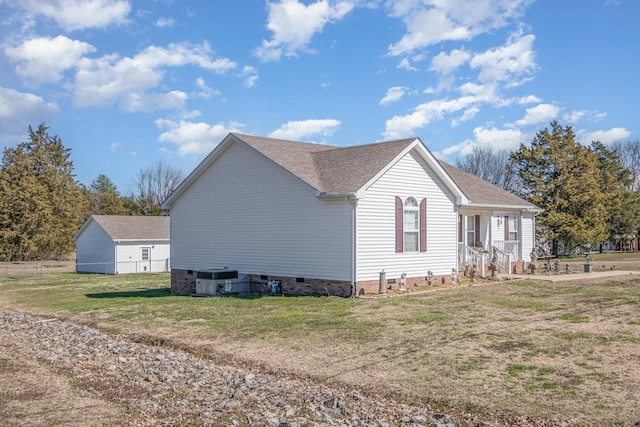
[
  {"x1": 475, "y1": 215, "x2": 480, "y2": 245},
  {"x1": 419, "y1": 198, "x2": 427, "y2": 252},
  {"x1": 458, "y1": 214, "x2": 463, "y2": 243},
  {"x1": 395, "y1": 196, "x2": 403, "y2": 253},
  {"x1": 504, "y1": 216, "x2": 509, "y2": 240}
]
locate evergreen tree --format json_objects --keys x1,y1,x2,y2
[
  {"x1": 87, "y1": 174, "x2": 128, "y2": 216},
  {"x1": 0, "y1": 123, "x2": 88, "y2": 260},
  {"x1": 511, "y1": 122, "x2": 609, "y2": 254},
  {"x1": 608, "y1": 189, "x2": 640, "y2": 248}
]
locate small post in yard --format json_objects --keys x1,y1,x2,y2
[{"x1": 378, "y1": 270, "x2": 386, "y2": 294}]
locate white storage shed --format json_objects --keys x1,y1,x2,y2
[{"x1": 73, "y1": 215, "x2": 170, "y2": 274}]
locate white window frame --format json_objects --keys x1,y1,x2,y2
[
  {"x1": 403, "y1": 197, "x2": 419, "y2": 252},
  {"x1": 508, "y1": 216, "x2": 519, "y2": 241},
  {"x1": 466, "y1": 216, "x2": 476, "y2": 247},
  {"x1": 141, "y1": 247, "x2": 150, "y2": 261}
]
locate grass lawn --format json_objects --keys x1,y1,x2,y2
[{"x1": 1, "y1": 265, "x2": 640, "y2": 425}]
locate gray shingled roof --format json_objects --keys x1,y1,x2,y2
[
  {"x1": 91, "y1": 215, "x2": 170, "y2": 241},
  {"x1": 234, "y1": 133, "x2": 415, "y2": 194},
  {"x1": 438, "y1": 161, "x2": 535, "y2": 208}
]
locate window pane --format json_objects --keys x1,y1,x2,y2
[
  {"x1": 404, "y1": 232, "x2": 418, "y2": 252},
  {"x1": 404, "y1": 210, "x2": 418, "y2": 231},
  {"x1": 509, "y1": 217, "x2": 518, "y2": 240}
]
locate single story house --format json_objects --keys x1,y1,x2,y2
[
  {"x1": 161, "y1": 133, "x2": 541, "y2": 297},
  {"x1": 73, "y1": 215, "x2": 170, "y2": 274}
]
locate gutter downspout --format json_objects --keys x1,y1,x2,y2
[{"x1": 349, "y1": 197, "x2": 357, "y2": 298}]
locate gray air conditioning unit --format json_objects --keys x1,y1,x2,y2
[{"x1": 195, "y1": 269, "x2": 244, "y2": 296}]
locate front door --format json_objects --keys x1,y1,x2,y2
[{"x1": 141, "y1": 247, "x2": 151, "y2": 272}]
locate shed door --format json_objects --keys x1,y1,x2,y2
[{"x1": 141, "y1": 247, "x2": 151, "y2": 272}]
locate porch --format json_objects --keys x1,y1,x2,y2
[{"x1": 458, "y1": 240, "x2": 520, "y2": 276}]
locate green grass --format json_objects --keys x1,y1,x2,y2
[
  {"x1": 2, "y1": 270, "x2": 640, "y2": 425},
  {"x1": 557, "y1": 313, "x2": 589, "y2": 323}
]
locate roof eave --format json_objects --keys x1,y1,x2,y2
[
  {"x1": 113, "y1": 238, "x2": 170, "y2": 243},
  {"x1": 316, "y1": 192, "x2": 358, "y2": 200},
  {"x1": 463, "y1": 202, "x2": 543, "y2": 212}
]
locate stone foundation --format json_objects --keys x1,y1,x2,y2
[{"x1": 171, "y1": 269, "x2": 196, "y2": 295}]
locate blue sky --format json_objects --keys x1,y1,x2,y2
[{"x1": 1, "y1": 0, "x2": 638, "y2": 193}]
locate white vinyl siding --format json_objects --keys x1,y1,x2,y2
[
  {"x1": 356, "y1": 150, "x2": 458, "y2": 281},
  {"x1": 74, "y1": 221, "x2": 116, "y2": 274},
  {"x1": 169, "y1": 141, "x2": 353, "y2": 280},
  {"x1": 521, "y1": 213, "x2": 534, "y2": 261}
]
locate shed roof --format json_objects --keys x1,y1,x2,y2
[{"x1": 76, "y1": 215, "x2": 170, "y2": 241}]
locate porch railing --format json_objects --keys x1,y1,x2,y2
[
  {"x1": 458, "y1": 242, "x2": 486, "y2": 274},
  {"x1": 458, "y1": 243, "x2": 514, "y2": 276},
  {"x1": 493, "y1": 246, "x2": 512, "y2": 274},
  {"x1": 493, "y1": 240, "x2": 520, "y2": 262}
]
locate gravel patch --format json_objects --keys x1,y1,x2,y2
[{"x1": 1, "y1": 309, "x2": 456, "y2": 426}]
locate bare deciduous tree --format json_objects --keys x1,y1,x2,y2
[
  {"x1": 455, "y1": 145, "x2": 521, "y2": 195},
  {"x1": 611, "y1": 139, "x2": 640, "y2": 190},
  {"x1": 129, "y1": 160, "x2": 185, "y2": 215}
]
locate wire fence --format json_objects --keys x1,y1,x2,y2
[
  {"x1": 1, "y1": 259, "x2": 170, "y2": 281},
  {"x1": 1, "y1": 262, "x2": 75, "y2": 281},
  {"x1": 75, "y1": 259, "x2": 171, "y2": 275}
]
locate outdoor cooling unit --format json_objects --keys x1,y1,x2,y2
[{"x1": 195, "y1": 269, "x2": 245, "y2": 296}]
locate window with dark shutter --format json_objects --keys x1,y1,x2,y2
[
  {"x1": 419, "y1": 198, "x2": 427, "y2": 252},
  {"x1": 395, "y1": 196, "x2": 403, "y2": 253},
  {"x1": 504, "y1": 216, "x2": 509, "y2": 241}
]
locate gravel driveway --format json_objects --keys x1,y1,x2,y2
[{"x1": 1, "y1": 309, "x2": 455, "y2": 427}]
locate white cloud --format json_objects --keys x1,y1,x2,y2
[
  {"x1": 439, "y1": 125, "x2": 529, "y2": 158},
  {"x1": 74, "y1": 42, "x2": 236, "y2": 111},
  {"x1": 515, "y1": 103, "x2": 559, "y2": 126},
  {"x1": 517, "y1": 95, "x2": 541, "y2": 105},
  {"x1": 470, "y1": 31, "x2": 537, "y2": 83},
  {"x1": 382, "y1": 95, "x2": 476, "y2": 139},
  {"x1": 155, "y1": 17, "x2": 175, "y2": 28},
  {"x1": 380, "y1": 86, "x2": 406, "y2": 106},
  {"x1": 387, "y1": 0, "x2": 532, "y2": 56},
  {"x1": 5, "y1": 35, "x2": 96, "y2": 85},
  {"x1": 110, "y1": 141, "x2": 123, "y2": 151},
  {"x1": 119, "y1": 90, "x2": 188, "y2": 112},
  {"x1": 17, "y1": 0, "x2": 131, "y2": 31},
  {"x1": 563, "y1": 110, "x2": 586, "y2": 123},
  {"x1": 240, "y1": 66, "x2": 259, "y2": 88},
  {"x1": 0, "y1": 87, "x2": 58, "y2": 131},
  {"x1": 268, "y1": 119, "x2": 341, "y2": 140},
  {"x1": 254, "y1": 0, "x2": 354, "y2": 62},
  {"x1": 580, "y1": 127, "x2": 630, "y2": 145},
  {"x1": 430, "y1": 48, "x2": 471, "y2": 74},
  {"x1": 155, "y1": 119, "x2": 244, "y2": 155},
  {"x1": 397, "y1": 57, "x2": 418, "y2": 71},
  {"x1": 194, "y1": 77, "x2": 221, "y2": 99},
  {"x1": 450, "y1": 106, "x2": 480, "y2": 127}
]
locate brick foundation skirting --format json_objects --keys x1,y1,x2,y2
[
  {"x1": 249, "y1": 275, "x2": 352, "y2": 297},
  {"x1": 171, "y1": 264, "x2": 526, "y2": 298},
  {"x1": 171, "y1": 269, "x2": 196, "y2": 295}
]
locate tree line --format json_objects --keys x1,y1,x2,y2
[
  {"x1": 456, "y1": 121, "x2": 640, "y2": 255},
  {"x1": 0, "y1": 123, "x2": 184, "y2": 261}
]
